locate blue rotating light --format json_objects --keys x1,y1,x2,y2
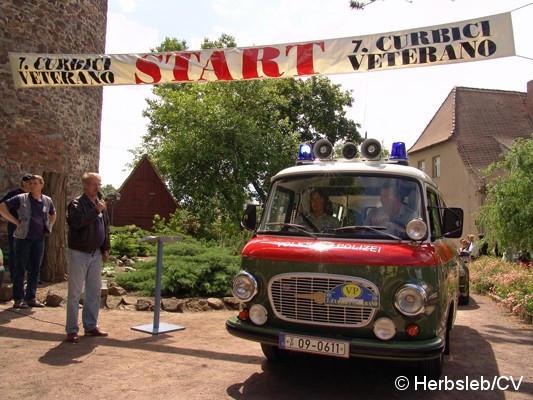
[
  {"x1": 298, "y1": 143, "x2": 313, "y2": 161},
  {"x1": 390, "y1": 142, "x2": 407, "y2": 160}
]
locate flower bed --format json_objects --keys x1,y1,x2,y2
[{"x1": 469, "y1": 257, "x2": 533, "y2": 324}]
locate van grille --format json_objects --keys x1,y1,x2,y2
[{"x1": 269, "y1": 273, "x2": 378, "y2": 327}]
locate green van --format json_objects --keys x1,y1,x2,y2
[{"x1": 226, "y1": 139, "x2": 463, "y2": 378}]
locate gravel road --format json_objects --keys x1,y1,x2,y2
[{"x1": 0, "y1": 293, "x2": 531, "y2": 400}]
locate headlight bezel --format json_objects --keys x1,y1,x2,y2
[
  {"x1": 405, "y1": 218, "x2": 428, "y2": 241},
  {"x1": 394, "y1": 283, "x2": 428, "y2": 316},
  {"x1": 232, "y1": 271, "x2": 258, "y2": 302}
]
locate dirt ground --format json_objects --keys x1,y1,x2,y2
[{"x1": 0, "y1": 292, "x2": 532, "y2": 400}]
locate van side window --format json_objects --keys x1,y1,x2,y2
[
  {"x1": 266, "y1": 188, "x2": 295, "y2": 228},
  {"x1": 427, "y1": 190, "x2": 443, "y2": 238}
]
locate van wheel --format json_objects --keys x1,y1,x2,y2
[
  {"x1": 444, "y1": 325, "x2": 451, "y2": 355},
  {"x1": 261, "y1": 343, "x2": 288, "y2": 361},
  {"x1": 418, "y1": 353, "x2": 444, "y2": 380},
  {"x1": 459, "y1": 293, "x2": 470, "y2": 305}
]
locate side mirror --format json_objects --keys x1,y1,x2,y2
[
  {"x1": 240, "y1": 203, "x2": 257, "y2": 231},
  {"x1": 443, "y1": 207, "x2": 463, "y2": 238}
]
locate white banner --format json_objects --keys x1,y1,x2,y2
[{"x1": 9, "y1": 12, "x2": 515, "y2": 88}]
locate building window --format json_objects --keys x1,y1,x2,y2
[
  {"x1": 418, "y1": 160, "x2": 426, "y2": 172},
  {"x1": 433, "y1": 156, "x2": 441, "y2": 178}
]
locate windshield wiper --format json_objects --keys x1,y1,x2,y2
[
  {"x1": 264, "y1": 222, "x2": 318, "y2": 239},
  {"x1": 334, "y1": 225, "x2": 401, "y2": 241}
]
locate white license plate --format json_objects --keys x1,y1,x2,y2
[{"x1": 279, "y1": 333, "x2": 349, "y2": 358}]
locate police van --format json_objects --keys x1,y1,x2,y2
[{"x1": 226, "y1": 138, "x2": 463, "y2": 378}]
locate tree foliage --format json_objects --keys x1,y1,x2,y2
[
  {"x1": 100, "y1": 184, "x2": 117, "y2": 198},
  {"x1": 137, "y1": 35, "x2": 361, "y2": 226},
  {"x1": 477, "y1": 135, "x2": 533, "y2": 252}
]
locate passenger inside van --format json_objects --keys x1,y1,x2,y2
[
  {"x1": 295, "y1": 189, "x2": 341, "y2": 231},
  {"x1": 365, "y1": 182, "x2": 416, "y2": 232}
]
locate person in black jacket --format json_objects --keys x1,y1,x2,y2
[
  {"x1": 0, "y1": 174, "x2": 32, "y2": 282},
  {"x1": 65, "y1": 172, "x2": 111, "y2": 343}
]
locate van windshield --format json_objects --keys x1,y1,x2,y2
[{"x1": 259, "y1": 174, "x2": 424, "y2": 240}]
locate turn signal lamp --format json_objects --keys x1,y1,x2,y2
[
  {"x1": 298, "y1": 143, "x2": 313, "y2": 161},
  {"x1": 406, "y1": 324, "x2": 420, "y2": 337},
  {"x1": 238, "y1": 308, "x2": 249, "y2": 321}
]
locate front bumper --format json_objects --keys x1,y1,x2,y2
[{"x1": 226, "y1": 316, "x2": 444, "y2": 361}]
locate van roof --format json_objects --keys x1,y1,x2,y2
[{"x1": 273, "y1": 160, "x2": 438, "y2": 188}]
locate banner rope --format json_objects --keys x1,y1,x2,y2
[
  {"x1": 511, "y1": 2, "x2": 533, "y2": 12},
  {"x1": 511, "y1": 2, "x2": 533, "y2": 61}
]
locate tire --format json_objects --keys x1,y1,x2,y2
[
  {"x1": 459, "y1": 294, "x2": 470, "y2": 305},
  {"x1": 419, "y1": 322, "x2": 448, "y2": 378},
  {"x1": 444, "y1": 323, "x2": 451, "y2": 355},
  {"x1": 418, "y1": 353, "x2": 444, "y2": 380},
  {"x1": 261, "y1": 343, "x2": 289, "y2": 361},
  {"x1": 459, "y1": 286, "x2": 470, "y2": 305}
]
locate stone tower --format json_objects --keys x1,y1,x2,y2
[{"x1": 0, "y1": 0, "x2": 108, "y2": 201}]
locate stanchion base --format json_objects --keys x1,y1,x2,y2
[{"x1": 131, "y1": 323, "x2": 186, "y2": 335}]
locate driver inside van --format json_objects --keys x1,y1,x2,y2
[
  {"x1": 295, "y1": 190, "x2": 341, "y2": 231},
  {"x1": 365, "y1": 182, "x2": 416, "y2": 232}
]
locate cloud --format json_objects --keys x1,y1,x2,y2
[
  {"x1": 116, "y1": 0, "x2": 137, "y2": 13},
  {"x1": 100, "y1": 12, "x2": 159, "y2": 186},
  {"x1": 106, "y1": 12, "x2": 159, "y2": 53}
]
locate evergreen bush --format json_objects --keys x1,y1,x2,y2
[
  {"x1": 110, "y1": 225, "x2": 155, "y2": 258},
  {"x1": 114, "y1": 236, "x2": 240, "y2": 297}
]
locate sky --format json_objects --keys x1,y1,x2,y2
[{"x1": 100, "y1": 0, "x2": 533, "y2": 188}]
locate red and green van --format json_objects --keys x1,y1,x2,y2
[{"x1": 226, "y1": 139, "x2": 463, "y2": 378}]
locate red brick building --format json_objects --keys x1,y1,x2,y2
[{"x1": 110, "y1": 155, "x2": 179, "y2": 230}]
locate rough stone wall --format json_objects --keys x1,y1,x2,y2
[{"x1": 0, "y1": 0, "x2": 108, "y2": 201}]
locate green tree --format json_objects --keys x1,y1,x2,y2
[
  {"x1": 478, "y1": 135, "x2": 533, "y2": 253},
  {"x1": 100, "y1": 184, "x2": 117, "y2": 198},
  {"x1": 138, "y1": 35, "x2": 361, "y2": 226}
]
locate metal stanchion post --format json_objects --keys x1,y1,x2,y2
[{"x1": 131, "y1": 235, "x2": 185, "y2": 335}]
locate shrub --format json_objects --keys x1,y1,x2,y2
[
  {"x1": 110, "y1": 225, "x2": 155, "y2": 258},
  {"x1": 469, "y1": 257, "x2": 533, "y2": 314},
  {"x1": 114, "y1": 236, "x2": 240, "y2": 297},
  {"x1": 152, "y1": 210, "x2": 201, "y2": 236}
]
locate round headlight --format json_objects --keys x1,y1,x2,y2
[
  {"x1": 406, "y1": 219, "x2": 427, "y2": 240},
  {"x1": 373, "y1": 317, "x2": 396, "y2": 340},
  {"x1": 395, "y1": 284, "x2": 427, "y2": 316},
  {"x1": 249, "y1": 304, "x2": 268, "y2": 325},
  {"x1": 232, "y1": 271, "x2": 257, "y2": 302}
]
